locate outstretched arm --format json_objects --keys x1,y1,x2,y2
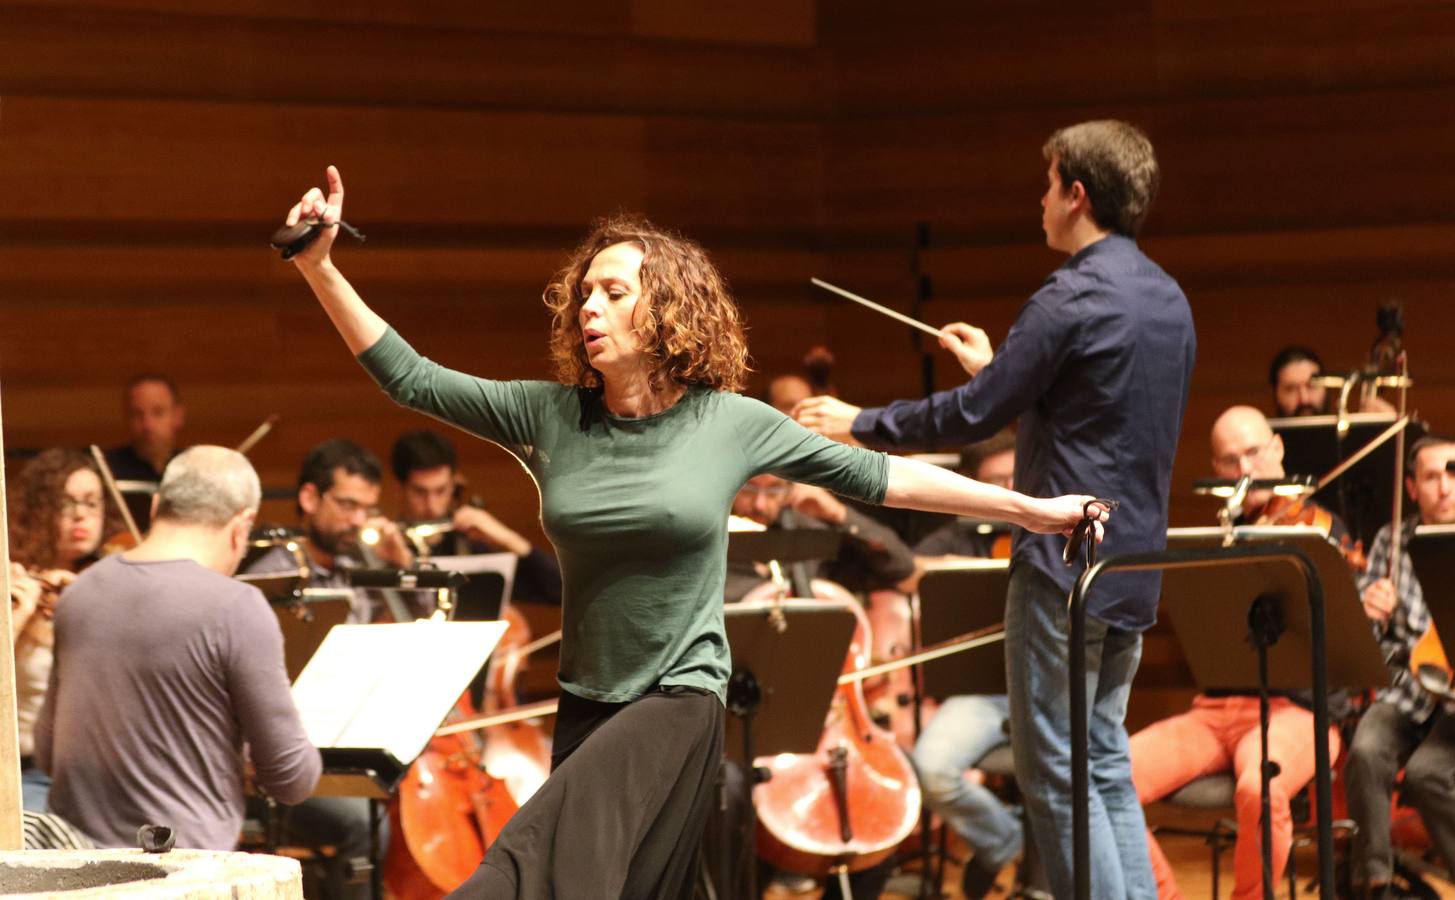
[
  {"x1": 883, "y1": 456, "x2": 1105, "y2": 538},
  {"x1": 287, "y1": 165, "x2": 388, "y2": 355}
]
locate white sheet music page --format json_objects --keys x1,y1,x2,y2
[{"x1": 291, "y1": 619, "x2": 508, "y2": 764}]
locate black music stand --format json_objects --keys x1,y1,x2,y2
[
  {"x1": 1068, "y1": 530, "x2": 1386, "y2": 900},
  {"x1": 1272, "y1": 413, "x2": 1426, "y2": 547},
  {"x1": 271, "y1": 589, "x2": 354, "y2": 683},
  {"x1": 1410, "y1": 525, "x2": 1455, "y2": 695},
  {"x1": 916, "y1": 560, "x2": 1009, "y2": 698},
  {"x1": 715, "y1": 598, "x2": 857, "y2": 900},
  {"x1": 726, "y1": 528, "x2": 841, "y2": 566}
]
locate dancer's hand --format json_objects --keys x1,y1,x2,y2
[
  {"x1": 1023, "y1": 495, "x2": 1110, "y2": 538},
  {"x1": 285, "y1": 165, "x2": 346, "y2": 268}
]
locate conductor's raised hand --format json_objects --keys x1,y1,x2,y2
[
  {"x1": 793, "y1": 395, "x2": 864, "y2": 444},
  {"x1": 939, "y1": 322, "x2": 994, "y2": 377},
  {"x1": 284, "y1": 165, "x2": 345, "y2": 267}
]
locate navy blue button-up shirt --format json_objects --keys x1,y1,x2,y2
[{"x1": 852, "y1": 234, "x2": 1196, "y2": 631}]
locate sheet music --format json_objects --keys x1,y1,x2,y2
[{"x1": 291, "y1": 619, "x2": 507, "y2": 765}]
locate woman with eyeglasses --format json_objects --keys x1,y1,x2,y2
[
  {"x1": 8, "y1": 447, "x2": 123, "y2": 812},
  {"x1": 281, "y1": 166, "x2": 1109, "y2": 899}
]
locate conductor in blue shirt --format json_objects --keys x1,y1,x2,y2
[{"x1": 797, "y1": 120, "x2": 1196, "y2": 898}]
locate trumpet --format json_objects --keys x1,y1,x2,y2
[{"x1": 360, "y1": 518, "x2": 455, "y2": 555}]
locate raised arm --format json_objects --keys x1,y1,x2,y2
[
  {"x1": 884, "y1": 455, "x2": 1105, "y2": 538},
  {"x1": 287, "y1": 165, "x2": 388, "y2": 355}
]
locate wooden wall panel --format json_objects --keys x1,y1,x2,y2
[{"x1": 0, "y1": 5, "x2": 825, "y2": 116}]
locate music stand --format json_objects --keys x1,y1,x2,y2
[
  {"x1": 726, "y1": 529, "x2": 841, "y2": 566},
  {"x1": 718, "y1": 598, "x2": 857, "y2": 900},
  {"x1": 269, "y1": 589, "x2": 355, "y2": 683},
  {"x1": 1272, "y1": 413, "x2": 1426, "y2": 547},
  {"x1": 916, "y1": 560, "x2": 1008, "y2": 698},
  {"x1": 1068, "y1": 530, "x2": 1386, "y2": 900},
  {"x1": 291, "y1": 619, "x2": 507, "y2": 900},
  {"x1": 1410, "y1": 524, "x2": 1455, "y2": 692},
  {"x1": 430, "y1": 552, "x2": 516, "y2": 621},
  {"x1": 1163, "y1": 528, "x2": 1388, "y2": 691}
]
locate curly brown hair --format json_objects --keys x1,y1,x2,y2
[
  {"x1": 542, "y1": 214, "x2": 751, "y2": 394},
  {"x1": 7, "y1": 448, "x2": 123, "y2": 569}
]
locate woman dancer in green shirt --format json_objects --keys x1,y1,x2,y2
[{"x1": 282, "y1": 166, "x2": 1107, "y2": 900}]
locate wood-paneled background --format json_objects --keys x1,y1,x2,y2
[{"x1": 3, "y1": 0, "x2": 1453, "y2": 715}]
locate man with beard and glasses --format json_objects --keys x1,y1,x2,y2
[{"x1": 246, "y1": 438, "x2": 415, "y2": 624}]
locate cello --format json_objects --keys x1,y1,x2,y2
[
  {"x1": 750, "y1": 580, "x2": 922, "y2": 889},
  {"x1": 384, "y1": 606, "x2": 553, "y2": 898}
]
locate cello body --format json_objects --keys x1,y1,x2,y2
[{"x1": 750, "y1": 581, "x2": 922, "y2": 876}]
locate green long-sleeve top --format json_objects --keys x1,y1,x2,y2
[{"x1": 359, "y1": 329, "x2": 889, "y2": 704}]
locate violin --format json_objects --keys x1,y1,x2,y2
[
  {"x1": 751, "y1": 580, "x2": 921, "y2": 879},
  {"x1": 1252, "y1": 494, "x2": 1368, "y2": 573}
]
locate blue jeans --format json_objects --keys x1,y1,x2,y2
[
  {"x1": 21, "y1": 763, "x2": 51, "y2": 813},
  {"x1": 912, "y1": 695, "x2": 1021, "y2": 868},
  {"x1": 1005, "y1": 563, "x2": 1155, "y2": 899}
]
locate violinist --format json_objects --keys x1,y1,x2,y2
[
  {"x1": 7, "y1": 447, "x2": 123, "y2": 812},
  {"x1": 1344, "y1": 434, "x2": 1455, "y2": 894},
  {"x1": 103, "y1": 373, "x2": 186, "y2": 530},
  {"x1": 389, "y1": 429, "x2": 562, "y2": 605},
  {"x1": 1129, "y1": 405, "x2": 1346, "y2": 899},
  {"x1": 796, "y1": 120, "x2": 1193, "y2": 897},
  {"x1": 35, "y1": 447, "x2": 321, "y2": 850}
]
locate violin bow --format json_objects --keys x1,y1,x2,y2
[{"x1": 89, "y1": 445, "x2": 142, "y2": 545}]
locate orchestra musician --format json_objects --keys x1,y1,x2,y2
[
  {"x1": 389, "y1": 428, "x2": 562, "y2": 605},
  {"x1": 279, "y1": 166, "x2": 1107, "y2": 899},
  {"x1": 246, "y1": 438, "x2": 415, "y2": 623},
  {"x1": 724, "y1": 472, "x2": 916, "y2": 602},
  {"x1": 103, "y1": 373, "x2": 187, "y2": 529},
  {"x1": 796, "y1": 120, "x2": 1195, "y2": 897},
  {"x1": 7, "y1": 447, "x2": 124, "y2": 812},
  {"x1": 1268, "y1": 346, "x2": 1329, "y2": 419},
  {"x1": 1128, "y1": 405, "x2": 1346, "y2": 899},
  {"x1": 1344, "y1": 434, "x2": 1455, "y2": 895},
  {"x1": 913, "y1": 430, "x2": 1017, "y2": 561},
  {"x1": 34, "y1": 447, "x2": 320, "y2": 849}
]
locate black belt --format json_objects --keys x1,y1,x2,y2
[{"x1": 20, "y1": 755, "x2": 35, "y2": 770}]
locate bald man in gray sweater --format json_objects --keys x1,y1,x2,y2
[{"x1": 36, "y1": 446, "x2": 320, "y2": 849}]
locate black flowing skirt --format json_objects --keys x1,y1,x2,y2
[{"x1": 446, "y1": 685, "x2": 724, "y2": 900}]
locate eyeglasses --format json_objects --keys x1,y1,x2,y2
[
  {"x1": 1213, "y1": 439, "x2": 1275, "y2": 473},
  {"x1": 323, "y1": 492, "x2": 379, "y2": 517},
  {"x1": 60, "y1": 496, "x2": 103, "y2": 516}
]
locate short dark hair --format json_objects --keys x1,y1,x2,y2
[
  {"x1": 390, "y1": 430, "x2": 458, "y2": 483},
  {"x1": 960, "y1": 429, "x2": 1017, "y2": 478},
  {"x1": 124, "y1": 373, "x2": 179, "y2": 402},
  {"x1": 1268, "y1": 346, "x2": 1324, "y2": 389},
  {"x1": 298, "y1": 439, "x2": 382, "y2": 495},
  {"x1": 1407, "y1": 433, "x2": 1455, "y2": 475},
  {"x1": 1042, "y1": 120, "x2": 1160, "y2": 237}
]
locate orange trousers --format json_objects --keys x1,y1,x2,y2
[{"x1": 1130, "y1": 695, "x2": 1340, "y2": 900}]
